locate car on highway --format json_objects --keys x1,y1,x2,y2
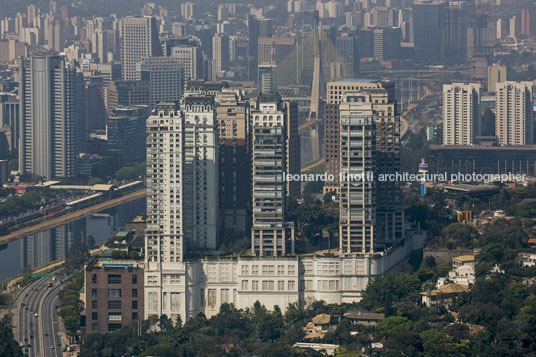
[{"x1": 34, "y1": 313, "x2": 38, "y2": 317}]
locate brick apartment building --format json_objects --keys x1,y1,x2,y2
[{"x1": 84, "y1": 258, "x2": 144, "y2": 333}]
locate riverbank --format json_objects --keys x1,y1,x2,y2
[{"x1": 0, "y1": 188, "x2": 146, "y2": 244}]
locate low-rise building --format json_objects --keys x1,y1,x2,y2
[
  {"x1": 519, "y1": 252, "x2": 536, "y2": 267},
  {"x1": 448, "y1": 255, "x2": 476, "y2": 286},
  {"x1": 304, "y1": 313, "x2": 332, "y2": 339},
  {"x1": 421, "y1": 284, "x2": 469, "y2": 307},
  {"x1": 84, "y1": 258, "x2": 144, "y2": 333},
  {"x1": 343, "y1": 309, "x2": 385, "y2": 326},
  {"x1": 125, "y1": 215, "x2": 147, "y2": 240}
]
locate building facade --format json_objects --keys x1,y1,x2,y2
[
  {"x1": 212, "y1": 33, "x2": 230, "y2": 79},
  {"x1": 105, "y1": 80, "x2": 150, "y2": 116},
  {"x1": 143, "y1": 232, "x2": 425, "y2": 322},
  {"x1": 442, "y1": 83, "x2": 481, "y2": 146},
  {"x1": 324, "y1": 79, "x2": 396, "y2": 194},
  {"x1": 495, "y1": 81, "x2": 534, "y2": 146},
  {"x1": 215, "y1": 89, "x2": 250, "y2": 234},
  {"x1": 0, "y1": 93, "x2": 19, "y2": 155},
  {"x1": 182, "y1": 95, "x2": 219, "y2": 254},
  {"x1": 170, "y1": 45, "x2": 202, "y2": 86},
  {"x1": 136, "y1": 57, "x2": 185, "y2": 109},
  {"x1": 19, "y1": 55, "x2": 85, "y2": 180},
  {"x1": 250, "y1": 94, "x2": 294, "y2": 257},
  {"x1": 146, "y1": 103, "x2": 185, "y2": 264},
  {"x1": 85, "y1": 259, "x2": 144, "y2": 333},
  {"x1": 487, "y1": 64, "x2": 507, "y2": 93},
  {"x1": 120, "y1": 16, "x2": 162, "y2": 80},
  {"x1": 107, "y1": 106, "x2": 149, "y2": 164},
  {"x1": 338, "y1": 93, "x2": 376, "y2": 254}
]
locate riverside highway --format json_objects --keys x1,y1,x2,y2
[{"x1": 0, "y1": 188, "x2": 146, "y2": 244}]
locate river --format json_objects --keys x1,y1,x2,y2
[{"x1": 0, "y1": 197, "x2": 146, "y2": 282}]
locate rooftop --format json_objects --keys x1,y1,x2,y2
[
  {"x1": 89, "y1": 257, "x2": 144, "y2": 269},
  {"x1": 454, "y1": 255, "x2": 475, "y2": 262},
  {"x1": 312, "y1": 314, "x2": 331, "y2": 325},
  {"x1": 344, "y1": 310, "x2": 385, "y2": 321}
]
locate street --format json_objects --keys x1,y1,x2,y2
[
  {"x1": 41, "y1": 281, "x2": 67, "y2": 357},
  {"x1": 13, "y1": 273, "x2": 68, "y2": 356}
]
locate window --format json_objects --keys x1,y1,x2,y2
[
  {"x1": 91, "y1": 274, "x2": 97, "y2": 283},
  {"x1": 108, "y1": 301, "x2": 121, "y2": 309},
  {"x1": 221, "y1": 289, "x2": 229, "y2": 304},
  {"x1": 220, "y1": 264, "x2": 230, "y2": 281},
  {"x1": 169, "y1": 275, "x2": 180, "y2": 284},
  {"x1": 207, "y1": 265, "x2": 217, "y2": 281},
  {"x1": 288, "y1": 265, "x2": 295, "y2": 275},
  {"x1": 132, "y1": 300, "x2": 138, "y2": 309},
  {"x1": 91, "y1": 323, "x2": 98, "y2": 331},
  {"x1": 92, "y1": 312, "x2": 98, "y2": 320},
  {"x1": 304, "y1": 262, "x2": 313, "y2": 274},
  {"x1": 241, "y1": 280, "x2": 248, "y2": 290},
  {"x1": 252, "y1": 265, "x2": 259, "y2": 275},
  {"x1": 108, "y1": 324, "x2": 121, "y2": 331},
  {"x1": 278, "y1": 265, "x2": 285, "y2": 275},
  {"x1": 147, "y1": 275, "x2": 158, "y2": 284},
  {"x1": 207, "y1": 289, "x2": 216, "y2": 307},
  {"x1": 170, "y1": 293, "x2": 180, "y2": 310},
  {"x1": 132, "y1": 274, "x2": 137, "y2": 284},
  {"x1": 108, "y1": 289, "x2": 121, "y2": 298},
  {"x1": 241, "y1": 265, "x2": 249, "y2": 275},
  {"x1": 252, "y1": 280, "x2": 259, "y2": 291},
  {"x1": 288, "y1": 280, "x2": 295, "y2": 290},
  {"x1": 132, "y1": 289, "x2": 138, "y2": 298},
  {"x1": 318, "y1": 262, "x2": 340, "y2": 275},
  {"x1": 109, "y1": 312, "x2": 122, "y2": 321},
  {"x1": 108, "y1": 274, "x2": 122, "y2": 284},
  {"x1": 278, "y1": 280, "x2": 285, "y2": 291},
  {"x1": 92, "y1": 289, "x2": 98, "y2": 298},
  {"x1": 91, "y1": 300, "x2": 97, "y2": 309},
  {"x1": 262, "y1": 265, "x2": 275, "y2": 275},
  {"x1": 132, "y1": 312, "x2": 138, "y2": 320},
  {"x1": 262, "y1": 280, "x2": 274, "y2": 291},
  {"x1": 305, "y1": 280, "x2": 313, "y2": 290},
  {"x1": 163, "y1": 292, "x2": 168, "y2": 310}
]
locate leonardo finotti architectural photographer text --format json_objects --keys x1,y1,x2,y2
[{"x1": 283, "y1": 172, "x2": 526, "y2": 183}]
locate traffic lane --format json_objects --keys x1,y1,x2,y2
[
  {"x1": 19, "y1": 278, "x2": 50, "y2": 357},
  {"x1": 42, "y1": 283, "x2": 63, "y2": 357},
  {"x1": 26, "y1": 279, "x2": 47, "y2": 357},
  {"x1": 16, "y1": 278, "x2": 44, "y2": 341},
  {"x1": 17, "y1": 279, "x2": 44, "y2": 353}
]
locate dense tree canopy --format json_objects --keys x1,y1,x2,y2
[{"x1": 0, "y1": 316, "x2": 23, "y2": 357}]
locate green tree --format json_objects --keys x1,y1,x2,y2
[
  {"x1": 420, "y1": 329, "x2": 460, "y2": 357},
  {"x1": 515, "y1": 294, "x2": 536, "y2": 352},
  {"x1": 439, "y1": 223, "x2": 478, "y2": 249},
  {"x1": 0, "y1": 316, "x2": 23, "y2": 357},
  {"x1": 359, "y1": 273, "x2": 421, "y2": 312},
  {"x1": 384, "y1": 331, "x2": 423, "y2": 356},
  {"x1": 377, "y1": 316, "x2": 413, "y2": 338}
]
